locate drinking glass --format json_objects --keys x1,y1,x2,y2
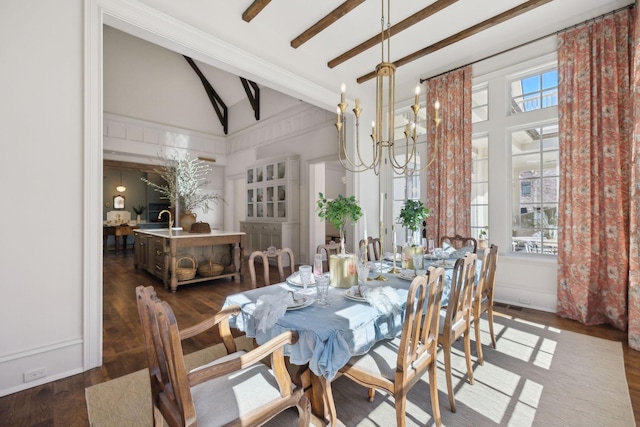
[
  {"x1": 299, "y1": 265, "x2": 312, "y2": 292},
  {"x1": 313, "y1": 254, "x2": 323, "y2": 279},
  {"x1": 357, "y1": 262, "x2": 370, "y2": 284},
  {"x1": 412, "y1": 254, "x2": 423, "y2": 275},
  {"x1": 315, "y1": 275, "x2": 330, "y2": 306}
]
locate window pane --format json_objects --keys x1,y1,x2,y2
[
  {"x1": 472, "y1": 86, "x2": 488, "y2": 123},
  {"x1": 511, "y1": 121, "x2": 559, "y2": 255},
  {"x1": 511, "y1": 69, "x2": 558, "y2": 114}
]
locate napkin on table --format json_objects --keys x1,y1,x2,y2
[
  {"x1": 363, "y1": 286, "x2": 402, "y2": 315},
  {"x1": 252, "y1": 290, "x2": 296, "y2": 332}
]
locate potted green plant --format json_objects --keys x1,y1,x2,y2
[
  {"x1": 141, "y1": 153, "x2": 222, "y2": 231},
  {"x1": 317, "y1": 192, "x2": 362, "y2": 288},
  {"x1": 478, "y1": 227, "x2": 488, "y2": 249},
  {"x1": 397, "y1": 199, "x2": 431, "y2": 269}
]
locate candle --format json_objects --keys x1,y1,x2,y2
[
  {"x1": 340, "y1": 83, "x2": 346, "y2": 104},
  {"x1": 392, "y1": 224, "x2": 397, "y2": 252},
  {"x1": 434, "y1": 99, "x2": 440, "y2": 110},
  {"x1": 363, "y1": 210, "x2": 367, "y2": 241},
  {"x1": 414, "y1": 85, "x2": 420, "y2": 106},
  {"x1": 355, "y1": 98, "x2": 360, "y2": 109},
  {"x1": 336, "y1": 106, "x2": 341, "y2": 124}
]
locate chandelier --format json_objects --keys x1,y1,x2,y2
[{"x1": 336, "y1": 0, "x2": 441, "y2": 176}]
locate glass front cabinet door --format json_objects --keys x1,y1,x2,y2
[{"x1": 246, "y1": 156, "x2": 298, "y2": 222}]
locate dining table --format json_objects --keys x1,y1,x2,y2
[{"x1": 223, "y1": 254, "x2": 480, "y2": 426}]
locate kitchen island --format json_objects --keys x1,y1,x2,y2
[{"x1": 134, "y1": 228, "x2": 245, "y2": 292}]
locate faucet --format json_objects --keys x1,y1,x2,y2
[{"x1": 158, "y1": 210, "x2": 173, "y2": 236}]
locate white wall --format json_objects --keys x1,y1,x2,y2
[{"x1": 0, "y1": 1, "x2": 86, "y2": 396}]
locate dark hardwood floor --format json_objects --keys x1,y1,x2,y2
[{"x1": 1, "y1": 251, "x2": 639, "y2": 426}]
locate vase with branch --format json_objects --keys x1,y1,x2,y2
[
  {"x1": 141, "y1": 153, "x2": 223, "y2": 231},
  {"x1": 316, "y1": 193, "x2": 363, "y2": 288},
  {"x1": 132, "y1": 205, "x2": 146, "y2": 224}
]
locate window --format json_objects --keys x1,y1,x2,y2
[
  {"x1": 472, "y1": 85, "x2": 489, "y2": 123},
  {"x1": 473, "y1": 55, "x2": 558, "y2": 258},
  {"x1": 471, "y1": 135, "x2": 489, "y2": 240},
  {"x1": 511, "y1": 123, "x2": 559, "y2": 254},
  {"x1": 510, "y1": 69, "x2": 558, "y2": 114}
]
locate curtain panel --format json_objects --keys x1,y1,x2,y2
[
  {"x1": 424, "y1": 66, "x2": 473, "y2": 244},
  {"x1": 557, "y1": 9, "x2": 634, "y2": 333},
  {"x1": 628, "y1": 7, "x2": 640, "y2": 350}
]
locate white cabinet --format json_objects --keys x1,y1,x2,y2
[
  {"x1": 240, "y1": 222, "x2": 299, "y2": 266},
  {"x1": 246, "y1": 156, "x2": 299, "y2": 222}
]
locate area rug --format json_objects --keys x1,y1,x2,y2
[{"x1": 86, "y1": 315, "x2": 635, "y2": 426}]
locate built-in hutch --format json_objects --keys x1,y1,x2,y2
[{"x1": 240, "y1": 155, "x2": 300, "y2": 263}]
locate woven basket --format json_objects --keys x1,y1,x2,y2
[
  {"x1": 197, "y1": 260, "x2": 224, "y2": 277},
  {"x1": 175, "y1": 255, "x2": 198, "y2": 281},
  {"x1": 189, "y1": 222, "x2": 211, "y2": 233}
]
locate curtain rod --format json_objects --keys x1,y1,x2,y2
[{"x1": 419, "y1": 2, "x2": 635, "y2": 84}]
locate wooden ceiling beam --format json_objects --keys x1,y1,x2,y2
[
  {"x1": 328, "y1": 0, "x2": 460, "y2": 68},
  {"x1": 357, "y1": 0, "x2": 553, "y2": 83},
  {"x1": 291, "y1": 0, "x2": 366, "y2": 49},
  {"x1": 242, "y1": 0, "x2": 271, "y2": 23}
]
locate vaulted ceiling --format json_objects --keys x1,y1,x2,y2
[{"x1": 133, "y1": 0, "x2": 635, "y2": 117}]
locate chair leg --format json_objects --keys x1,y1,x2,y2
[
  {"x1": 488, "y1": 307, "x2": 496, "y2": 348},
  {"x1": 395, "y1": 394, "x2": 407, "y2": 427},
  {"x1": 443, "y1": 345, "x2": 456, "y2": 413},
  {"x1": 463, "y1": 331, "x2": 474, "y2": 385},
  {"x1": 297, "y1": 394, "x2": 311, "y2": 427},
  {"x1": 474, "y1": 314, "x2": 484, "y2": 365},
  {"x1": 367, "y1": 387, "x2": 375, "y2": 402},
  {"x1": 429, "y1": 363, "x2": 442, "y2": 427}
]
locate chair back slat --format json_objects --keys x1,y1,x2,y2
[
  {"x1": 358, "y1": 237, "x2": 382, "y2": 261},
  {"x1": 444, "y1": 252, "x2": 477, "y2": 329},
  {"x1": 397, "y1": 267, "x2": 445, "y2": 373},
  {"x1": 440, "y1": 234, "x2": 478, "y2": 253}
]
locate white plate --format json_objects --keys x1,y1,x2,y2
[
  {"x1": 343, "y1": 286, "x2": 368, "y2": 302},
  {"x1": 398, "y1": 273, "x2": 416, "y2": 281},
  {"x1": 286, "y1": 295, "x2": 314, "y2": 310},
  {"x1": 286, "y1": 272, "x2": 317, "y2": 287}
]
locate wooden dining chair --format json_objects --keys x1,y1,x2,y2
[
  {"x1": 338, "y1": 267, "x2": 446, "y2": 427},
  {"x1": 440, "y1": 234, "x2": 478, "y2": 253},
  {"x1": 438, "y1": 252, "x2": 477, "y2": 413},
  {"x1": 316, "y1": 240, "x2": 341, "y2": 272},
  {"x1": 135, "y1": 285, "x2": 310, "y2": 427},
  {"x1": 473, "y1": 244, "x2": 499, "y2": 365},
  {"x1": 248, "y1": 247, "x2": 295, "y2": 287},
  {"x1": 358, "y1": 237, "x2": 382, "y2": 261}
]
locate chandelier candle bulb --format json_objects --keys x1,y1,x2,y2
[
  {"x1": 414, "y1": 85, "x2": 420, "y2": 105},
  {"x1": 340, "y1": 83, "x2": 346, "y2": 104}
]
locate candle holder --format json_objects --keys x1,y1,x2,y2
[
  {"x1": 374, "y1": 221, "x2": 388, "y2": 281},
  {"x1": 389, "y1": 224, "x2": 401, "y2": 273}
]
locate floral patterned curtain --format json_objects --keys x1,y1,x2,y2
[
  {"x1": 557, "y1": 9, "x2": 634, "y2": 333},
  {"x1": 628, "y1": 7, "x2": 640, "y2": 350},
  {"x1": 424, "y1": 66, "x2": 472, "y2": 244}
]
